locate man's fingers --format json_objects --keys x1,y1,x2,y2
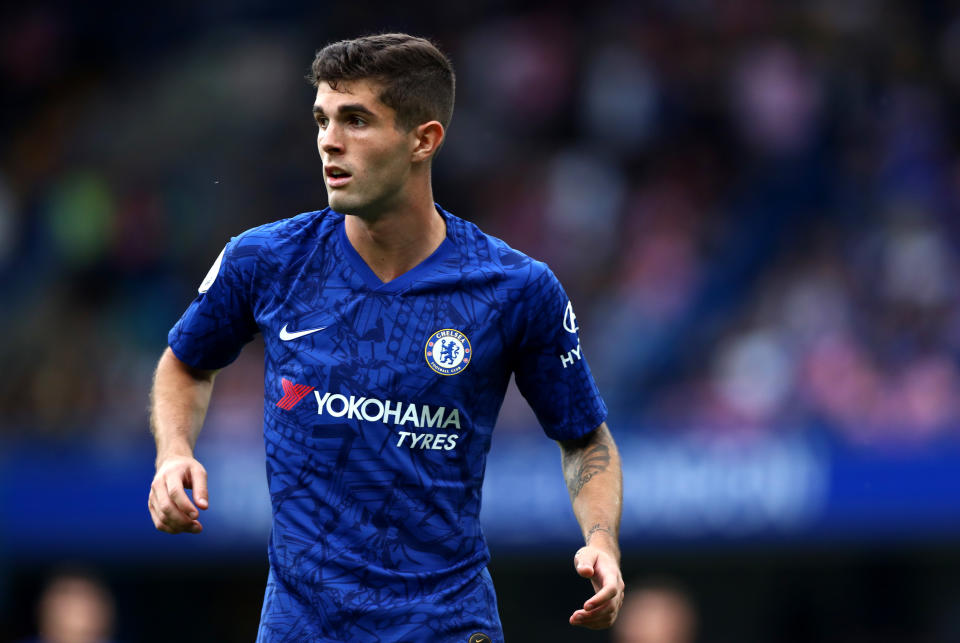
[
  {"x1": 167, "y1": 483, "x2": 199, "y2": 519},
  {"x1": 151, "y1": 478, "x2": 194, "y2": 531},
  {"x1": 569, "y1": 606, "x2": 616, "y2": 629},
  {"x1": 149, "y1": 490, "x2": 203, "y2": 534},
  {"x1": 149, "y1": 491, "x2": 177, "y2": 533},
  {"x1": 149, "y1": 457, "x2": 209, "y2": 535},
  {"x1": 574, "y1": 547, "x2": 598, "y2": 578},
  {"x1": 189, "y1": 463, "x2": 209, "y2": 510},
  {"x1": 584, "y1": 580, "x2": 618, "y2": 611},
  {"x1": 570, "y1": 593, "x2": 619, "y2": 629},
  {"x1": 148, "y1": 497, "x2": 168, "y2": 532}
]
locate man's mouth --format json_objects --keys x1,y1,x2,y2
[{"x1": 325, "y1": 166, "x2": 352, "y2": 188}]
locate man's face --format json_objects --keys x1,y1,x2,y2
[{"x1": 313, "y1": 80, "x2": 415, "y2": 218}]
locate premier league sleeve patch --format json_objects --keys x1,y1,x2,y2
[{"x1": 425, "y1": 329, "x2": 472, "y2": 375}]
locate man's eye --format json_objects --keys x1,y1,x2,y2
[
  {"x1": 316, "y1": 117, "x2": 328, "y2": 128},
  {"x1": 349, "y1": 116, "x2": 366, "y2": 126}
]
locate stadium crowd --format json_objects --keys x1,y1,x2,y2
[{"x1": 1, "y1": 1, "x2": 959, "y2": 450}]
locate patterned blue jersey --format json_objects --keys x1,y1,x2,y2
[{"x1": 168, "y1": 206, "x2": 607, "y2": 642}]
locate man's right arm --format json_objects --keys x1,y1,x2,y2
[{"x1": 147, "y1": 346, "x2": 218, "y2": 534}]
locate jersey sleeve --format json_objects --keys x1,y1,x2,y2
[
  {"x1": 512, "y1": 264, "x2": 608, "y2": 441},
  {"x1": 168, "y1": 235, "x2": 259, "y2": 370}
]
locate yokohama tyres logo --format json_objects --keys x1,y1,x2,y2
[
  {"x1": 274, "y1": 378, "x2": 463, "y2": 451},
  {"x1": 275, "y1": 379, "x2": 462, "y2": 431},
  {"x1": 275, "y1": 378, "x2": 315, "y2": 410}
]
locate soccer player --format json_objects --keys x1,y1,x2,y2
[{"x1": 148, "y1": 33, "x2": 623, "y2": 641}]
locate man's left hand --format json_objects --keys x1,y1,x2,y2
[{"x1": 569, "y1": 545, "x2": 624, "y2": 629}]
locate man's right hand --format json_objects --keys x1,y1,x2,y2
[{"x1": 148, "y1": 455, "x2": 209, "y2": 534}]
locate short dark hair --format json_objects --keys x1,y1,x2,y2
[{"x1": 308, "y1": 33, "x2": 455, "y2": 131}]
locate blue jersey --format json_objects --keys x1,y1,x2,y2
[{"x1": 169, "y1": 206, "x2": 607, "y2": 642}]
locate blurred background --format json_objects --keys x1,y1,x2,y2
[{"x1": 2, "y1": 0, "x2": 960, "y2": 641}]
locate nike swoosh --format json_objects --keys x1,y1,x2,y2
[{"x1": 279, "y1": 324, "x2": 327, "y2": 341}]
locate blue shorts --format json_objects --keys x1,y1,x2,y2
[{"x1": 256, "y1": 565, "x2": 504, "y2": 642}]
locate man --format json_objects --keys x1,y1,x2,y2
[{"x1": 148, "y1": 33, "x2": 623, "y2": 642}]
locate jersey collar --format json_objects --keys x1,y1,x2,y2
[{"x1": 336, "y1": 205, "x2": 456, "y2": 293}]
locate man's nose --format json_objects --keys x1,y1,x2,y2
[{"x1": 319, "y1": 123, "x2": 344, "y2": 154}]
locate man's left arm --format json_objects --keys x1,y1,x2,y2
[{"x1": 559, "y1": 421, "x2": 624, "y2": 629}]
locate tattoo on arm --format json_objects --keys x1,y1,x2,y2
[
  {"x1": 586, "y1": 522, "x2": 612, "y2": 544},
  {"x1": 562, "y1": 430, "x2": 612, "y2": 499}
]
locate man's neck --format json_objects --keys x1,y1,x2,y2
[{"x1": 344, "y1": 197, "x2": 446, "y2": 283}]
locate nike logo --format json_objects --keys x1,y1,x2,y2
[{"x1": 279, "y1": 324, "x2": 327, "y2": 341}]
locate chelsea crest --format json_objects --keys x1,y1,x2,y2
[{"x1": 425, "y1": 329, "x2": 472, "y2": 376}]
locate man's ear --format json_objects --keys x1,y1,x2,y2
[{"x1": 411, "y1": 121, "x2": 445, "y2": 162}]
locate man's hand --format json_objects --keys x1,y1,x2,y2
[
  {"x1": 569, "y1": 545, "x2": 625, "y2": 629},
  {"x1": 148, "y1": 455, "x2": 209, "y2": 534}
]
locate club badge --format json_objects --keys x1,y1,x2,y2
[{"x1": 425, "y1": 329, "x2": 471, "y2": 376}]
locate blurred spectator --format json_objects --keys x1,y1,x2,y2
[
  {"x1": 21, "y1": 569, "x2": 116, "y2": 643},
  {"x1": 613, "y1": 577, "x2": 697, "y2": 643},
  {"x1": 729, "y1": 42, "x2": 824, "y2": 157}
]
